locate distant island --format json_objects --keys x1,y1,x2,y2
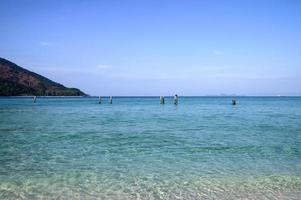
[{"x1": 0, "y1": 57, "x2": 86, "y2": 96}]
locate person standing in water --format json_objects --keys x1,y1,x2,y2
[{"x1": 174, "y1": 94, "x2": 178, "y2": 105}]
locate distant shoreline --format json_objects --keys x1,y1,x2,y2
[
  {"x1": 0, "y1": 96, "x2": 87, "y2": 98},
  {"x1": 0, "y1": 95, "x2": 300, "y2": 98}
]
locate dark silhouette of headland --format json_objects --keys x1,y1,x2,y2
[{"x1": 0, "y1": 57, "x2": 86, "y2": 96}]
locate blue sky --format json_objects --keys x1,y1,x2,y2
[{"x1": 0, "y1": 0, "x2": 300, "y2": 96}]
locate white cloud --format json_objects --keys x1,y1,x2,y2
[
  {"x1": 39, "y1": 41, "x2": 55, "y2": 47},
  {"x1": 212, "y1": 49, "x2": 223, "y2": 55},
  {"x1": 27, "y1": 64, "x2": 111, "y2": 76},
  {"x1": 96, "y1": 64, "x2": 111, "y2": 69}
]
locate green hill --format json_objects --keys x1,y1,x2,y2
[{"x1": 0, "y1": 57, "x2": 86, "y2": 96}]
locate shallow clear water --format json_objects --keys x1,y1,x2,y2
[{"x1": 0, "y1": 97, "x2": 300, "y2": 199}]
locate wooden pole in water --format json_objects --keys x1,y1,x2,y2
[
  {"x1": 98, "y1": 96, "x2": 102, "y2": 104},
  {"x1": 160, "y1": 96, "x2": 165, "y2": 104},
  {"x1": 232, "y1": 99, "x2": 236, "y2": 105},
  {"x1": 173, "y1": 94, "x2": 178, "y2": 105},
  {"x1": 33, "y1": 96, "x2": 37, "y2": 103},
  {"x1": 109, "y1": 96, "x2": 113, "y2": 104}
]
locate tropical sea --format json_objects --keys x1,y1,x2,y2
[{"x1": 0, "y1": 97, "x2": 300, "y2": 199}]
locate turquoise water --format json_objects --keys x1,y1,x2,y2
[{"x1": 0, "y1": 97, "x2": 301, "y2": 199}]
